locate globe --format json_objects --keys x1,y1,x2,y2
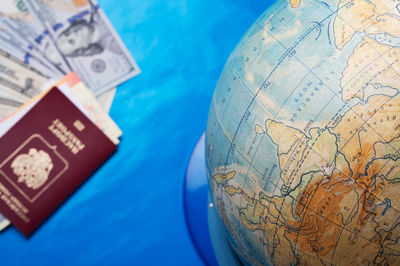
[{"x1": 205, "y1": 0, "x2": 400, "y2": 265}]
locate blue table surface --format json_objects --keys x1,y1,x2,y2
[{"x1": 0, "y1": 0, "x2": 273, "y2": 265}]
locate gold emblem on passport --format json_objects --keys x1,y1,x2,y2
[
  {"x1": 0, "y1": 134, "x2": 68, "y2": 203},
  {"x1": 11, "y1": 149, "x2": 54, "y2": 190}
]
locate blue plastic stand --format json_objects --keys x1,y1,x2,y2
[{"x1": 184, "y1": 133, "x2": 242, "y2": 266}]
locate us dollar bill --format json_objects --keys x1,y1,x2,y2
[
  {"x1": 0, "y1": 28, "x2": 61, "y2": 78},
  {"x1": 0, "y1": 23, "x2": 36, "y2": 57},
  {"x1": 24, "y1": 0, "x2": 140, "y2": 96},
  {"x1": 0, "y1": 89, "x2": 23, "y2": 119},
  {"x1": 0, "y1": 95, "x2": 22, "y2": 112},
  {"x1": 0, "y1": 79, "x2": 30, "y2": 102},
  {"x1": 0, "y1": 0, "x2": 71, "y2": 75},
  {"x1": 0, "y1": 48, "x2": 48, "y2": 100}
]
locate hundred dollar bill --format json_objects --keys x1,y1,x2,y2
[
  {"x1": 0, "y1": 29, "x2": 60, "y2": 78},
  {"x1": 0, "y1": 24, "x2": 35, "y2": 57},
  {"x1": 24, "y1": 0, "x2": 140, "y2": 96},
  {"x1": 0, "y1": 74, "x2": 30, "y2": 103},
  {"x1": 0, "y1": 77, "x2": 31, "y2": 118},
  {"x1": 0, "y1": 85, "x2": 24, "y2": 119},
  {"x1": 0, "y1": 82, "x2": 29, "y2": 104},
  {"x1": 0, "y1": 97, "x2": 21, "y2": 118},
  {"x1": 0, "y1": 24, "x2": 61, "y2": 76},
  {"x1": 0, "y1": 48, "x2": 49, "y2": 101},
  {"x1": 0, "y1": 77, "x2": 39, "y2": 99},
  {"x1": 0, "y1": 0, "x2": 71, "y2": 75},
  {"x1": 0, "y1": 47, "x2": 49, "y2": 79}
]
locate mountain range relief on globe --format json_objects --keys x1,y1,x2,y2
[{"x1": 206, "y1": 0, "x2": 400, "y2": 265}]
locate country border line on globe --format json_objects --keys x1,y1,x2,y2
[
  {"x1": 248, "y1": 2, "x2": 400, "y2": 263},
  {"x1": 214, "y1": 0, "x2": 400, "y2": 264},
  {"x1": 217, "y1": 1, "x2": 348, "y2": 263}
]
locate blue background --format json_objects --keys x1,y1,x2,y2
[{"x1": 0, "y1": 0, "x2": 272, "y2": 264}]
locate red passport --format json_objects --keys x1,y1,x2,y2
[{"x1": 0, "y1": 87, "x2": 117, "y2": 236}]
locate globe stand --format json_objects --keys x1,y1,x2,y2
[{"x1": 183, "y1": 132, "x2": 242, "y2": 266}]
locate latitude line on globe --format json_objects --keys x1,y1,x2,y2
[
  {"x1": 209, "y1": 0, "x2": 400, "y2": 264},
  {"x1": 228, "y1": 59, "x2": 318, "y2": 208},
  {"x1": 208, "y1": 122, "x2": 400, "y2": 262},
  {"x1": 209, "y1": 140, "x2": 400, "y2": 262},
  {"x1": 275, "y1": 56, "x2": 400, "y2": 266},
  {"x1": 326, "y1": 2, "x2": 400, "y2": 84},
  {"x1": 329, "y1": 5, "x2": 400, "y2": 163},
  {"x1": 228, "y1": 52, "x2": 342, "y2": 261},
  {"x1": 251, "y1": 4, "x2": 362, "y2": 261},
  {"x1": 218, "y1": 0, "x2": 338, "y2": 186},
  {"x1": 255, "y1": 14, "x2": 400, "y2": 264},
  {"x1": 262, "y1": 4, "x2": 400, "y2": 217},
  {"x1": 319, "y1": 0, "x2": 400, "y2": 215},
  {"x1": 220, "y1": 4, "x2": 355, "y2": 261},
  {"x1": 208, "y1": 140, "x2": 400, "y2": 255},
  {"x1": 264, "y1": 40, "x2": 399, "y2": 263},
  {"x1": 227, "y1": 38, "x2": 334, "y2": 263},
  {"x1": 219, "y1": 2, "x2": 334, "y2": 173}
]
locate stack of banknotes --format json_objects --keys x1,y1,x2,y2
[
  {"x1": 0, "y1": 0, "x2": 140, "y2": 115},
  {"x1": 0, "y1": 0, "x2": 140, "y2": 231}
]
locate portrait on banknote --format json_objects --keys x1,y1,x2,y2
[{"x1": 56, "y1": 17, "x2": 124, "y2": 60}]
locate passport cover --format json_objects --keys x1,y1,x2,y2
[{"x1": 0, "y1": 87, "x2": 117, "y2": 236}]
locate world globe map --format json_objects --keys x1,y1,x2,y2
[{"x1": 206, "y1": 0, "x2": 400, "y2": 264}]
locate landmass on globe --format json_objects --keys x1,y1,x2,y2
[{"x1": 206, "y1": 0, "x2": 400, "y2": 264}]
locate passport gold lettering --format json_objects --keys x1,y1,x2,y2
[
  {"x1": 0, "y1": 181, "x2": 29, "y2": 222},
  {"x1": 73, "y1": 120, "x2": 85, "y2": 131},
  {"x1": 0, "y1": 181, "x2": 11, "y2": 197},
  {"x1": 10, "y1": 195, "x2": 28, "y2": 214},
  {"x1": 48, "y1": 119, "x2": 85, "y2": 154}
]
